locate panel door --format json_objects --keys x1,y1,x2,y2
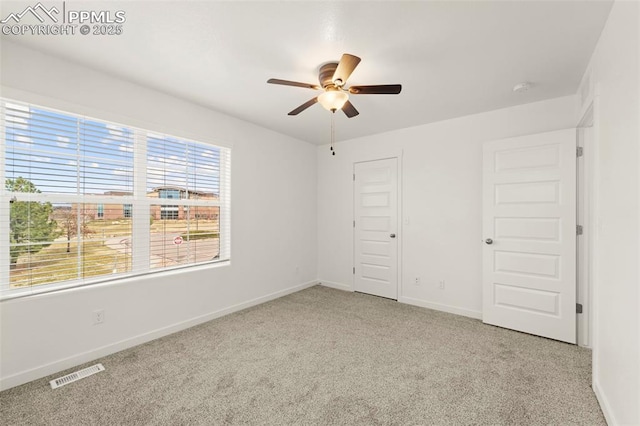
[
  {"x1": 482, "y1": 129, "x2": 577, "y2": 343},
  {"x1": 354, "y1": 158, "x2": 398, "y2": 300}
]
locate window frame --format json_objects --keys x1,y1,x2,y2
[{"x1": 0, "y1": 98, "x2": 231, "y2": 300}]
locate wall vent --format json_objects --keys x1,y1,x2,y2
[{"x1": 50, "y1": 364, "x2": 105, "y2": 389}]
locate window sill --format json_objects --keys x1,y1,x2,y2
[{"x1": 0, "y1": 259, "x2": 230, "y2": 302}]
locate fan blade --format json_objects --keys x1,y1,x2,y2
[
  {"x1": 342, "y1": 101, "x2": 359, "y2": 118},
  {"x1": 349, "y1": 84, "x2": 402, "y2": 95},
  {"x1": 288, "y1": 97, "x2": 318, "y2": 115},
  {"x1": 268, "y1": 79, "x2": 320, "y2": 90},
  {"x1": 332, "y1": 54, "x2": 361, "y2": 86}
]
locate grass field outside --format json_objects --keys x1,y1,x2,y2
[
  {"x1": 10, "y1": 218, "x2": 219, "y2": 288},
  {"x1": 11, "y1": 240, "x2": 132, "y2": 288}
]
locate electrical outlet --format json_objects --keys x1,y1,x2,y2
[
  {"x1": 93, "y1": 309, "x2": 105, "y2": 325},
  {"x1": 439, "y1": 280, "x2": 445, "y2": 289},
  {"x1": 414, "y1": 277, "x2": 421, "y2": 285},
  {"x1": 295, "y1": 266, "x2": 299, "y2": 274}
]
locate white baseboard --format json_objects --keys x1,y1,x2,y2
[
  {"x1": 0, "y1": 280, "x2": 318, "y2": 391},
  {"x1": 319, "y1": 285, "x2": 481, "y2": 320},
  {"x1": 319, "y1": 280, "x2": 352, "y2": 292},
  {"x1": 399, "y1": 296, "x2": 482, "y2": 320},
  {"x1": 593, "y1": 378, "x2": 617, "y2": 425}
]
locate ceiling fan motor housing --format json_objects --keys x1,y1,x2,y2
[{"x1": 319, "y1": 62, "x2": 339, "y2": 88}]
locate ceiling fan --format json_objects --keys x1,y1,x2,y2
[{"x1": 267, "y1": 53, "x2": 402, "y2": 118}]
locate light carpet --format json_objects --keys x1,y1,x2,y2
[{"x1": 0, "y1": 285, "x2": 604, "y2": 425}]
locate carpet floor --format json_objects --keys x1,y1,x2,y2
[{"x1": 0, "y1": 285, "x2": 604, "y2": 425}]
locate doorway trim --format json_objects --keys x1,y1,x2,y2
[{"x1": 577, "y1": 103, "x2": 594, "y2": 348}]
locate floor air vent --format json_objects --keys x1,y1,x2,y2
[{"x1": 50, "y1": 363, "x2": 105, "y2": 389}]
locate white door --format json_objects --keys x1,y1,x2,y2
[
  {"x1": 354, "y1": 158, "x2": 398, "y2": 299},
  {"x1": 482, "y1": 129, "x2": 577, "y2": 343}
]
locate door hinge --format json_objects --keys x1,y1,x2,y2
[
  {"x1": 577, "y1": 146, "x2": 584, "y2": 157},
  {"x1": 353, "y1": 173, "x2": 356, "y2": 181},
  {"x1": 353, "y1": 267, "x2": 355, "y2": 275},
  {"x1": 577, "y1": 225, "x2": 583, "y2": 235},
  {"x1": 353, "y1": 220, "x2": 355, "y2": 228},
  {"x1": 576, "y1": 303, "x2": 583, "y2": 314}
]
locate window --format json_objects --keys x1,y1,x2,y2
[
  {"x1": 160, "y1": 208, "x2": 178, "y2": 220},
  {"x1": 0, "y1": 99, "x2": 231, "y2": 298},
  {"x1": 158, "y1": 189, "x2": 182, "y2": 199},
  {"x1": 158, "y1": 189, "x2": 180, "y2": 220}
]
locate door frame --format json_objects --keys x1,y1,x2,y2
[
  {"x1": 352, "y1": 154, "x2": 403, "y2": 299},
  {"x1": 577, "y1": 103, "x2": 595, "y2": 348}
]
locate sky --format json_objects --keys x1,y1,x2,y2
[{"x1": 4, "y1": 100, "x2": 221, "y2": 197}]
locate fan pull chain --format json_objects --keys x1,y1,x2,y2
[{"x1": 330, "y1": 111, "x2": 336, "y2": 156}]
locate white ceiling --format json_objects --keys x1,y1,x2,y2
[{"x1": 1, "y1": 1, "x2": 612, "y2": 145}]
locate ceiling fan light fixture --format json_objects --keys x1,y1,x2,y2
[
  {"x1": 267, "y1": 53, "x2": 400, "y2": 118},
  {"x1": 318, "y1": 89, "x2": 349, "y2": 112}
]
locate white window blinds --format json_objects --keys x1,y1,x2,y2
[{"x1": 0, "y1": 98, "x2": 231, "y2": 299}]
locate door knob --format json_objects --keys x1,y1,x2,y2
[
  {"x1": 485, "y1": 238, "x2": 493, "y2": 245},
  {"x1": 390, "y1": 234, "x2": 396, "y2": 238}
]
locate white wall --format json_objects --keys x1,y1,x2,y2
[
  {"x1": 317, "y1": 95, "x2": 577, "y2": 318},
  {"x1": 0, "y1": 41, "x2": 318, "y2": 390},
  {"x1": 578, "y1": 2, "x2": 640, "y2": 424}
]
